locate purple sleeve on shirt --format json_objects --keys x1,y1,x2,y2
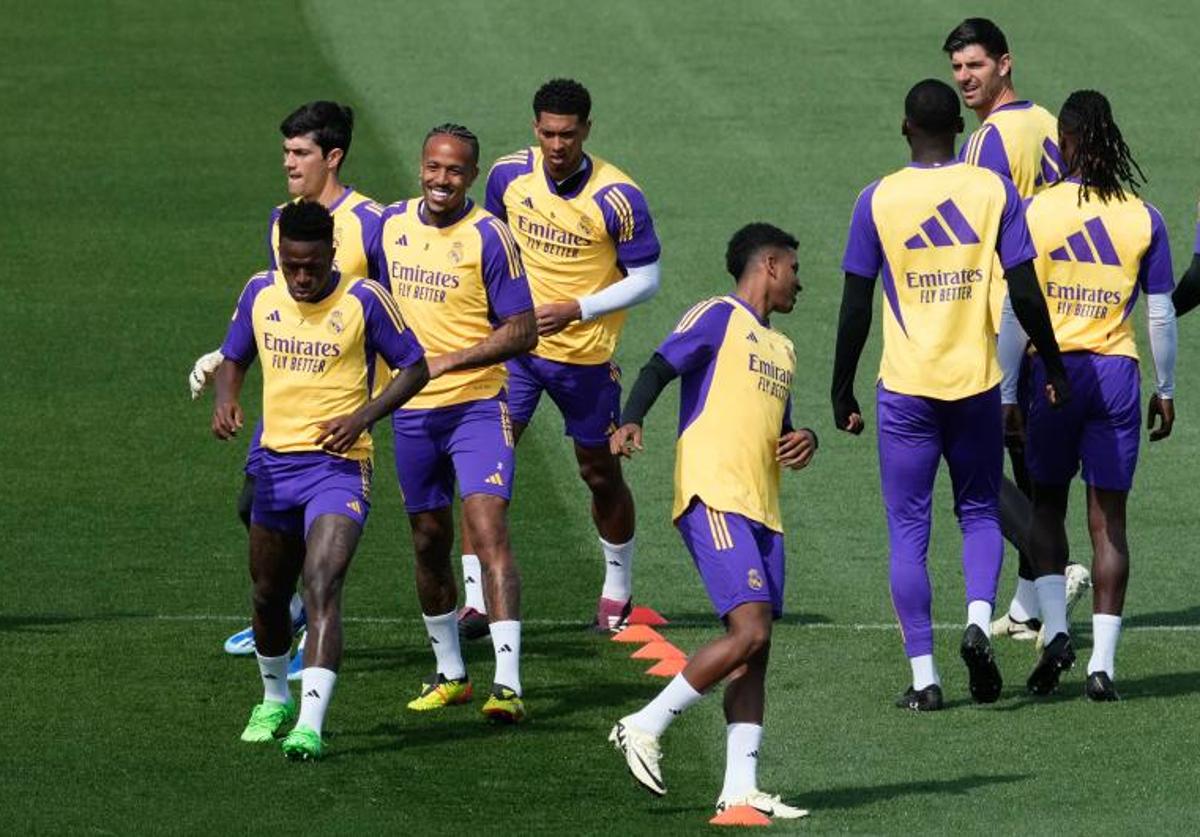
[
  {"x1": 221, "y1": 273, "x2": 272, "y2": 364},
  {"x1": 484, "y1": 151, "x2": 532, "y2": 221},
  {"x1": 974, "y1": 126, "x2": 1013, "y2": 180},
  {"x1": 373, "y1": 202, "x2": 408, "y2": 294},
  {"x1": 1137, "y1": 203, "x2": 1175, "y2": 294},
  {"x1": 841, "y1": 181, "x2": 883, "y2": 278},
  {"x1": 594, "y1": 183, "x2": 662, "y2": 269},
  {"x1": 266, "y1": 207, "x2": 281, "y2": 270},
  {"x1": 656, "y1": 300, "x2": 735, "y2": 375},
  {"x1": 353, "y1": 202, "x2": 384, "y2": 281},
  {"x1": 996, "y1": 176, "x2": 1037, "y2": 269},
  {"x1": 349, "y1": 281, "x2": 426, "y2": 370},
  {"x1": 476, "y1": 217, "x2": 534, "y2": 322},
  {"x1": 782, "y1": 396, "x2": 794, "y2": 434}
]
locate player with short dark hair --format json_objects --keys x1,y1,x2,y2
[
  {"x1": 190, "y1": 100, "x2": 388, "y2": 668},
  {"x1": 833, "y1": 79, "x2": 1068, "y2": 711},
  {"x1": 458, "y1": 78, "x2": 661, "y2": 637},
  {"x1": 942, "y1": 19, "x2": 1084, "y2": 642},
  {"x1": 213, "y1": 200, "x2": 429, "y2": 759},
  {"x1": 377, "y1": 125, "x2": 537, "y2": 722},
  {"x1": 606, "y1": 223, "x2": 812, "y2": 820},
  {"x1": 1007, "y1": 90, "x2": 1177, "y2": 701}
]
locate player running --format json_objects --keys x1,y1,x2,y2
[
  {"x1": 607, "y1": 224, "x2": 813, "y2": 820},
  {"x1": 1004, "y1": 91, "x2": 1177, "y2": 701},
  {"x1": 213, "y1": 201, "x2": 428, "y2": 759},
  {"x1": 460, "y1": 78, "x2": 661, "y2": 637},
  {"x1": 190, "y1": 102, "x2": 386, "y2": 668},
  {"x1": 377, "y1": 125, "x2": 536, "y2": 722},
  {"x1": 942, "y1": 18, "x2": 1090, "y2": 641},
  {"x1": 832, "y1": 80, "x2": 1068, "y2": 711}
]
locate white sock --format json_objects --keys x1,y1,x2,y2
[
  {"x1": 1009, "y1": 577, "x2": 1039, "y2": 621},
  {"x1": 461, "y1": 554, "x2": 486, "y2": 613},
  {"x1": 629, "y1": 673, "x2": 703, "y2": 736},
  {"x1": 490, "y1": 620, "x2": 522, "y2": 695},
  {"x1": 423, "y1": 610, "x2": 466, "y2": 680},
  {"x1": 721, "y1": 723, "x2": 763, "y2": 800},
  {"x1": 910, "y1": 654, "x2": 940, "y2": 690},
  {"x1": 1088, "y1": 614, "x2": 1122, "y2": 676},
  {"x1": 967, "y1": 600, "x2": 993, "y2": 635},
  {"x1": 599, "y1": 536, "x2": 634, "y2": 602},
  {"x1": 256, "y1": 653, "x2": 290, "y2": 704},
  {"x1": 1034, "y1": 575, "x2": 1068, "y2": 639},
  {"x1": 298, "y1": 667, "x2": 337, "y2": 736}
]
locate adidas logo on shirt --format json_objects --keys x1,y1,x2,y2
[
  {"x1": 904, "y1": 199, "x2": 981, "y2": 250},
  {"x1": 394, "y1": 234, "x2": 408, "y2": 246},
  {"x1": 266, "y1": 310, "x2": 282, "y2": 322},
  {"x1": 1048, "y1": 217, "x2": 1122, "y2": 266},
  {"x1": 746, "y1": 332, "x2": 759, "y2": 343},
  {"x1": 521, "y1": 197, "x2": 534, "y2": 209}
]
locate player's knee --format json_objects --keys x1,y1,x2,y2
[
  {"x1": 251, "y1": 582, "x2": 290, "y2": 615},
  {"x1": 731, "y1": 622, "x2": 771, "y2": 659},
  {"x1": 578, "y1": 457, "x2": 623, "y2": 496}
]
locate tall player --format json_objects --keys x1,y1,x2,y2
[
  {"x1": 1005, "y1": 91, "x2": 1177, "y2": 701},
  {"x1": 461, "y1": 78, "x2": 661, "y2": 636},
  {"x1": 213, "y1": 201, "x2": 428, "y2": 759},
  {"x1": 942, "y1": 18, "x2": 1088, "y2": 641},
  {"x1": 608, "y1": 223, "x2": 812, "y2": 819},
  {"x1": 377, "y1": 125, "x2": 536, "y2": 722},
  {"x1": 190, "y1": 102, "x2": 386, "y2": 664},
  {"x1": 832, "y1": 80, "x2": 1068, "y2": 711}
]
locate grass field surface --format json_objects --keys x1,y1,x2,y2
[{"x1": 4, "y1": 1, "x2": 1200, "y2": 832}]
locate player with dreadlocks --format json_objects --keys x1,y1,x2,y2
[{"x1": 999, "y1": 90, "x2": 1178, "y2": 701}]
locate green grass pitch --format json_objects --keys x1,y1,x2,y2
[{"x1": 4, "y1": 0, "x2": 1200, "y2": 832}]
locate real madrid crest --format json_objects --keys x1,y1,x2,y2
[
  {"x1": 328, "y1": 309, "x2": 345, "y2": 335},
  {"x1": 448, "y1": 240, "x2": 464, "y2": 265},
  {"x1": 577, "y1": 215, "x2": 595, "y2": 237},
  {"x1": 747, "y1": 569, "x2": 764, "y2": 591}
]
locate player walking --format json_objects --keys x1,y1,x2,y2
[
  {"x1": 377, "y1": 125, "x2": 536, "y2": 722},
  {"x1": 213, "y1": 201, "x2": 428, "y2": 759},
  {"x1": 1007, "y1": 91, "x2": 1177, "y2": 701},
  {"x1": 832, "y1": 80, "x2": 1068, "y2": 710},
  {"x1": 607, "y1": 224, "x2": 812, "y2": 819}
]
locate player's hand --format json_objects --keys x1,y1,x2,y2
[
  {"x1": 777, "y1": 429, "x2": 817, "y2": 470},
  {"x1": 833, "y1": 394, "x2": 864, "y2": 435},
  {"x1": 426, "y1": 354, "x2": 450, "y2": 379},
  {"x1": 212, "y1": 401, "x2": 244, "y2": 440},
  {"x1": 1002, "y1": 403, "x2": 1026, "y2": 453},
  {"x1": 609, "y1": 423, "x2": 644, "y2": 458},
  {"x1": 189, "y1": 349, "x2": 225, "y2": 400},
  {"x1": 1147, "y1": 393, "x2": 1175, "y2": 442},
  {"x1": 1044, "y1": 372, "x2": 1071, "y2": 409},
  {"x1": 535, "y1": 301, "x2": 581, "y2": 337},
  {"x1": 315, "y1": 413, "x2": 368, "y2": 454}
]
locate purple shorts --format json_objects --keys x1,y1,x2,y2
[
  {"x1": 506, "y1": 354, "x2": 621, "y2": 448},
  {"x1": 251, "y1": 449, "x2": 372, "y2": 537},
  {"x1": 392, "y1": 395, "x2": 515, "y2": 513},
  {"x1": 676, "y1": 498, "x2": 785, "y2": 619},
  {"x1": 245, "y1": 419, "x2": 265, "y2": 476},
  {"x1": 1026, "y1": 352, "x2": 1140, "y2": 491}
]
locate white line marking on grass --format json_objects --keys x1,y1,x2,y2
[{"x1": 148, "y1": 614, "x2": 1200, "y2": 632}]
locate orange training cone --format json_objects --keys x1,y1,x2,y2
[
  {"x1": 708, "y1": 805, "x2": 772, "y2": 827},
  {"x1": 612, "y1": 625, "x2": 665, "y2": 644},
  {"x1": 631, "y1": 641, "x2": 686, "y2": 661},
  {"x1": 645, "y1": 657, "x2": 688, "y2": 677},
  {"x1": 628, "y1": 606, "x2": 668, "y2": 626}
]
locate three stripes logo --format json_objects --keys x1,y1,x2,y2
[
  {"x1": 904, "y1": 199, "x2": 981, "y2": 250},
  {"x1": 394, "y1": 234, "x2": 408, "y2": 246},
  {"x1": 1048, "y1": 217, "x2": 1122, "y2": 266},
  {"x1": 304, "y1": 689, "x2": 321, "y2": 699},
  {"x1": 497, "y1": 644, "x2": 513, "y2": 653},
  {"x1": 521, "y1": 196, "x2": 534, "y2": 209},
  {"x1": 746, "y1": 332, "x2": 759, "y2": 343},
  {"x1": 485, "y1": 472, "x2": 506, "y2": 487},
  {"x1": 266, "y1": 310, "x2": 282, "y2": 322},
  {"x1": 345, "y1": 500, "x2": 363, "y2": 515}
]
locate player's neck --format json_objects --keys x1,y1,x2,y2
[
  {"x1": 310, "y1": 178, "x2": 347, "y2": 209},
  {"x1": 733, "y1": 286, "x2": 770, "y2": 324},
  {"x1": 909, "y1": 143, "x2": 956, "y2": 166},
  {"x1": 976, "y1": 86, "x2": 1017, "y2": 121}
]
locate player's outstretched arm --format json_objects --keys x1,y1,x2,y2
[
  {"x1": 427, "y1": 310, "x2": 536, "y2": 379},
  {"x1": 316, "y1": 358, "x2": 430, "y2": 454},
  {"x1": 831, "y1": 273, "x2": 874, "y2": 434},
  {"x1": 212, "y1": 359, "x2": 247, "y2": 439},
  {"x1": 1005, "y1": 260, "x2": 1070, "y2": 407},
  {"x1": 610, "y1": 352, "x2": 677, "y2": 458}
]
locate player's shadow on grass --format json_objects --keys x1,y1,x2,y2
[
  {"x1": 1106, "y1": 670, "x2": 1200, "y2": 701},
  {"x1": 0, "y1": 613, "x2": 132, "y2": 633},
  {"x1": 795, "y1": 772, "x2": 1025, "y2": 811},
  {"x1": 1125, "y1": 606, "x2": 1200, "y2": 627}
]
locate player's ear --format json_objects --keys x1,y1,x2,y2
[
  {"x1": 901, "y1": 118, "x2": 911, "y2": 139},
  {"x1": 997, "y1": 53, "x2": 1012, "y2": 79},
  {"x1": 325, "y1": 147, "x2": 344, "y2": 171}
]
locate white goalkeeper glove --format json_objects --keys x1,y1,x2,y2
[{"x1": 189, "y1": 349, "x2": 225, "y2": 400}]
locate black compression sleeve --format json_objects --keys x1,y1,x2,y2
[
  {"x1": 1005, "y1": 260, "x2": 1066, "y2": 377},
  {"x1": 831, "y1": 273, "x2": 874, "y2": 425},
  {"x1": 1171, "y1": 252, "x2": 1200, "y2": 318},
  {"x1": 620, "y1": 353, "x2": 678, "y2": 426}
]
